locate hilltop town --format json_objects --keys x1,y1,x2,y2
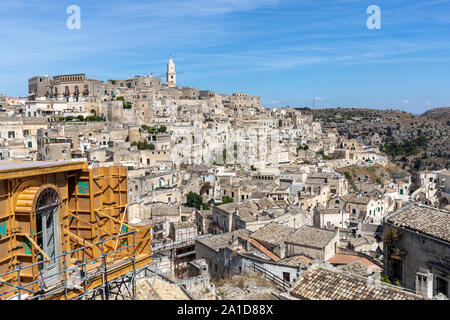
[{"x1": 0, "y1": 57, "x2": 449, "y2": 301}]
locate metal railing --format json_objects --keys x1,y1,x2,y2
[
  {"x1": 0, "y1": 230, "x2": 137, "y2": 301},
  {"x1": 251, "y1": 263, "x2": 291, "y2": 290},
  {"x1": 151, "y1": 234, "x2": 213, "y2": 252}
]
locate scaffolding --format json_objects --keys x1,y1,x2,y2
[
  {"x1": 0, "y1": 230, "x2": 144, "y2": 300},
  {"x1": 0, "y1": 162, "x2": 153, "y2": 300},
  {"x1": 152, "y1": 231, "x2": 213, "y2": 279}
]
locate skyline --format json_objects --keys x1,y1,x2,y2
[{"x1": 1, "y1": 0, "x2": 450, "y2": 113}]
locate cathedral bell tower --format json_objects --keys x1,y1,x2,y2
[{"x1": 166, "y1": 56, "x2": 177, "y2": 87}]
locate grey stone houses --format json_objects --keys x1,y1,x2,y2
[
  {"x1": 383, "y1": 203, "x2": 450, "y2": 299},
  {"x1": 195, "y1": 229, "x2": 250, "y2": 278},
  {"x1": 284, "y1": 225, "x2": 339, "y2": 261}
]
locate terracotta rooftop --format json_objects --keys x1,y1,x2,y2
[
  {"x1": 385, "y1": 203, "x2": 450, "y2": 242},
  {"x1": 291, "y1": 266, "x2": 423, "y2": 300},
  {"x1": 247, "y1": 238, "x2": 281, "y2": 262},
  {"x1": 327, "y1": 254, "x2": 381, "y2": 274},
  {"x1": 336, "y1": 261, "x2": 373, "y2": 276}
]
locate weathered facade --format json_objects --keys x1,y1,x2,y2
[{"x1": 383, "y1": 203, "x2": 450, "y2": 299}]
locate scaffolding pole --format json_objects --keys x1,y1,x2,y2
[{"x1": 0, "y1": 230, "x2": 140, "y2": 301}]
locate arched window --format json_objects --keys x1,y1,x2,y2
[{"x1": 35, "y1": 188, "x2": 61, "y2": 287}]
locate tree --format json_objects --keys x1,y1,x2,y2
[
  {"x1": 158, "y1": 126, "x2": 167, "y2": 133},
  {"x1": 186, "y1": 192, "x2": 204, "y2": 210},
  {"x1": 85, "y1": 115, "x2": 104, "y2": 122},
  {"x1": 77, "y1": 115, "x2": 85, "y2": 122},
  {"x1": 222, "y1": 196, "x2": 233, "y2": 204},
  {"x1": 123, "y1": 102, "x2": 133, "y2": 109},
  {"x1": 222, "y1": 149, "x2": 227, "y2": 164},
  {"x1": 381, "y1": 274, "x2": 391, "y2": 284},
  {"x1": 316, "y1": 149, "x2": 332, "y2": 160}
]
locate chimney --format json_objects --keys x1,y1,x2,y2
[{"x1": 415, "y1": 268, "x2": 433, "y2": 299}]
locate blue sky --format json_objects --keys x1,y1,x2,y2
[{"x1": 0, "y1": 0, "x2": 450, "y2": 114}]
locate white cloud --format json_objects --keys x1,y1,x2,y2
[
  {"x1": 403, "y1": 100, "x2": 412, "y2": 104},
  {"x1": 314, "y1": 97, "x2": 323, "y2": 101}
]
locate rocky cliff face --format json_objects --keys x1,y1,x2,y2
[
  {"x1": 422, "y1": 107, "x2": 450, "y2": 126},
  {"x1": 305, "y1": 108, "x2": 449, "y2": 174}
]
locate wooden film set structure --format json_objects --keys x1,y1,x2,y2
[{"x1": 0, "y1": 161, "x2": 152, "y2": 300}]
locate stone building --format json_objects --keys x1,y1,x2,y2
[
  {"x1": 169, "y1": 221, "x2": 197, "y2": 242},
  {"x1": 36, "y1": 129, "x2": 72, "y2": 161},
  {"x1": 383, "y1": 203, "x2": 450, "y2": 299},
  {"x1": 166, "y1": 56, "x2": 177, "y2": 88},
  {"x1": 284, "y1": 226, "x2": 339, "y2": 261},
  {"x1": 195, "y1": 229, "x2": 250, "y2": 278},
  {"x1": 28, "y1": 76, "x2": 51, "y2": 99}
]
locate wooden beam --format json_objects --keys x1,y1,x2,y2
[
  {"x1": 63, "y1": 229, "x2": 94, "y2": 248},
  {"x1": 68, "y1": 213, "x2": 116, "y2": 238},
  {"x1": 0, "y1": 162, "x2": 87, "y2": 181},
  {"x1": 112, "y1": 205, "x2": 128, "y2": 262},
  {"x1": 95, "y1": 210, "x2": 134, "y2": 230},
  {"x1": 23, "y1": 233, "x2": 51, "y2": 262}
]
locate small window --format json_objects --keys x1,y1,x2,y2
[
  {"x1": 435, "y1": 277, "x2": 448, "y2": 297},
  {"x1": 391, "y1": 259, "x2": 403, "y2": 282}
]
